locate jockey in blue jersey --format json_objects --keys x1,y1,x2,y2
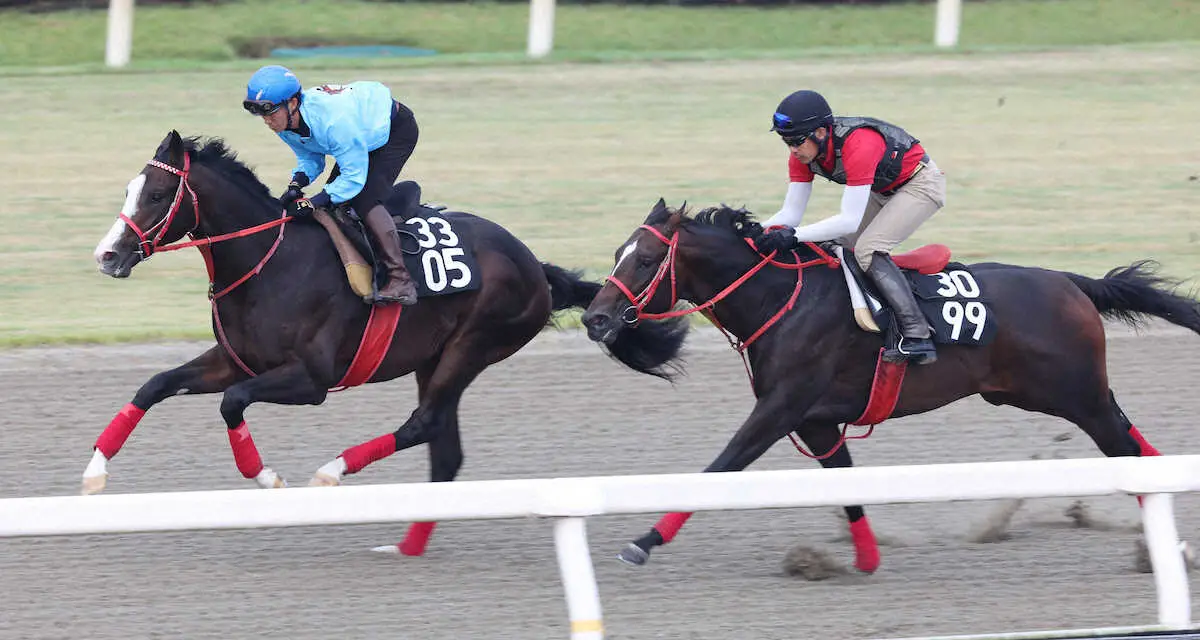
[{"x1": 243, "y1": 65, "x2": 419, "y2": 306}]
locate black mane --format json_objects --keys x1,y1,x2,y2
[
  {"x1": 692, "y1": 204, "x2": 764, "y2": 239},
  {"x1": 180, "y1": 137, "x2": 278, "y2": 208}
]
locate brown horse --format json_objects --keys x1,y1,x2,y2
[
  {"x1": 87, "y1": 131, "x2": 685, "y2": 555},
  {"x1": 581, "y1": 201, "x2": 1199, "y2": 571}
]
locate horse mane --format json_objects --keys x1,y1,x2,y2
[
  {"x1": 678, "y1": 204, "x2": 765, "y2": 240},
  {"x1": 177, "y1": 137, "x2": 278, "y2": 209}
]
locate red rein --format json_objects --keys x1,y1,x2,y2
[
  {"x1": 606, "y1": 225, "x2": 871, "y2": 460},
  {"x1": 125, "y1": 155, "x2": 292, "y2": 376},
  {"x1": 605, "y1": 224, "x2": 838, "y2": 352}
]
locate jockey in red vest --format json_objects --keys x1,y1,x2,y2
[{"x1": 757, "y1": 90, "x2": 946, "y2": 365}]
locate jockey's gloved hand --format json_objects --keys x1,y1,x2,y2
[
  {"x1": 756, "y1": 226, "x2": 798, "y2": 254},
  {"x1": 279, "y1": 184, "x2": 305, "y2": 208},
  {"x1": 287, "y1": 198, "x2": 315, "y2": 218},
  {"x1": 279, "y1": 172, "x2": 310, "y2": 208}
]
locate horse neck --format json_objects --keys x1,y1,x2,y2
[
  {"x1": 190, "y1": 164, "x2": 289, "y2": 291},
  {"x1": 678, "y1": 236, "x2": 835, "y2": 341}
]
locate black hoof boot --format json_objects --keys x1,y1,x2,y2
[{"x1": 617, "y1": 543, "x2": 650, "y2": 566}]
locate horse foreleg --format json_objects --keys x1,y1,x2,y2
[
  {"x1": 83, "y1": 346, "x2": 239, "y2": 495},
  {"x1": 795, "y1": 422, "x2": 879, "y2": 573},
  {"x1": 619, "y1": 397, "x2": 798, "y2": 567},
  {"x1": 219, "y1": 362, "x2": 328, "y2": 489}
]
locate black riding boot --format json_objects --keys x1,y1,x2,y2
[
  {"x1": 363, "y1": 204, "x2": 418, "y2": 306},
  {"x1": 867, "y1": 252, "x2": 937, "y2": 365}
]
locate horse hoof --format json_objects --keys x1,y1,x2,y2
[
  {"x1": 272, "y1": 476, "x2": 288, "y2": 489},
  {"x1": 371, "y1": 544, "x2": 401, "y2": 554},
  {"x1": 616, "y1": 543, "x2": 649, "y2": 566},
  {"x1": 309, "y1": 472, "x2": 340, "y2": 487},
  {"x1": 81, "y1": 474, "x2": 108, "y2": 496}
]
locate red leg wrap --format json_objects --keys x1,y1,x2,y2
[
  {"x1": 341, "y1": 434, "x2": 398, "y2": 475},
  {"x1": 849, "y1": 516, "x2": 881, "y2": 573},
  {"x1": 400, "y1": 522, "x2": 437, "y2": 556},
  {"x1": 95, "y1": 404, "x2": 146, "y2": 459},
  {"x1": 1129, "y1": 426, "x2": 1161, "y2": 457},
  {"x1": 227, "y1": 422, "x2": 264, "y2": 479},
  {"x1": 653, "y1": 512, "x2": 693, "y2": 544}
]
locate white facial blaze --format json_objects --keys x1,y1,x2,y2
[
  {"x1": 611, "y1": 240, "x2": 638, "y2": 276},
  {"x1": 94, "y1": 173, "x2": 146, "y2": 264}
]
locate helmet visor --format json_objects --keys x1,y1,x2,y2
[{"x1": 243, "y1": 99, "x2": 283, "y2": 117}]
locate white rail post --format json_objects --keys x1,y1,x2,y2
[
  {"x1": 935, "y1": 0, "x2": 961, "y2": 48},
  {"x1": 105, "y1": 0, "x2": 135, "y2": 68},
  {"x1": 1141, "y1": 493, "x2": 1191, "y2": 627},
  {"x1": 554, "y1": 517, "x2": 603, "y2": 639},
  {"x1": 527, "y1": 0, "x2": 556, "y2": 59}
]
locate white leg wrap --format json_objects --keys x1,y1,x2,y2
[
  {"x1": 254, "y1": 467, "x2": 286, "y2": 489},
  {"x1": 83, "y1": 449, "x2": 108, "y2": 480},
  {"x1": 316, "y1": 458, "x2": 347, "y2": 483}
]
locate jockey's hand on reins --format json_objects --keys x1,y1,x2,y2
[
  {"x1": 279, "y1": 182, "x2": 305, "y2": 208},
  {"x1": 287, "y1": 198, "x2": 316, "y2": 218},
  {"x1": 756, "y1": 226, "x2": 798, "y2": 254}
]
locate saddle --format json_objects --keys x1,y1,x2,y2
[
  {"x1": 315, "y1": 181, "x2": 449, "y2": 298},
  {"x1": 836, "y1": 244, "x2": 952, "y2": 333}
]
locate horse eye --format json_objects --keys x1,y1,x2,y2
[{"x1": 150, "y1": 191, "x2": 166, "y2": 203}]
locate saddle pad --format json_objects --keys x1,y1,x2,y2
[
  {"x1": 397, "y1": 213, "x2": 481, "y2": 297},
  {"x1": 906, "y1": 263, "x2": 997, "y2": 346}
]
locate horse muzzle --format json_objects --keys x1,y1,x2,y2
[
  {"x1": 581, "y1": 309, "x2": 621, "y2": 345},
  {"x1": 97, "y1": 249, "x2": 142, "y2": 279}
]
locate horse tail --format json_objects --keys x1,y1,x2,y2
[
  {"x1": 541, "y1": 262, "x2": 688, "y2": 380},
  {"x1": 1063, "y1": 260, "x2": 1200, "y2": 334},
  {"x1": 542, "y1": 262, "x2": 603, "y2": 311}
]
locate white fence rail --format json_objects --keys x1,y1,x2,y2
[
  {"x1": 105, "y1": 0, "x2": 965, "y2": 66},
  {"x1": 2, "y1": 456, "x2": 1197, "y2": 638}
]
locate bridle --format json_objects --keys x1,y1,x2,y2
[
  {"x1": 605, "y1": 223, "x2": 876, "y2": 461},
  {"x1": 118, "y1": 151, "x2": 294, "y2": 376},
  {"x1": 604, "y1": 223, "x2": 838, "y2": 351}
]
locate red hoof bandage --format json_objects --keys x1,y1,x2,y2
[
  {"x1": 341, "y1": 434, "x2": 398, "y2": 475},
  {"x1": 850, "y1": 516, "x2": 881, "y2": 573},
  {"x1": 400, "y1": 522, "x2": 437, "y2": 556},
  {"x1": 227, "y1": 422, "x2": 264, "y2": 478},
  {"x1": 95, "y1": 404, "x2": 146, "y2": 458},
  {"x1": 653, "y1": 512, "x2": 694, "y2": 544}
]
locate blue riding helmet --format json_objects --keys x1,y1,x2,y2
[{"x1": 244, "y1": 65, "x2": 301, "y2": 115}]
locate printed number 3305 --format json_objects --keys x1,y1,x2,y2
[{"x1": 406, "y1": 216, "x2": 471, "y2": 292}]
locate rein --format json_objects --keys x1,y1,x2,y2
[
  {"x1": 605, "y1": 224, "x2": 837, "y2": 351},
  {"x1": 606, "y1": 224, "x2": 873, "y2": 459},
  {"x1": 130, "y1": 154, "x2": 294, "y2": 377}
]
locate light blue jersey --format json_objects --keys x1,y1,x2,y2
[{"x1": 278, "y1": 81, "x2": 395, "y2": 204}]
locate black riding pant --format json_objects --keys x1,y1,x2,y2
[{"x1": 328, "y1": 101, "x2": 419, "y2": 215}]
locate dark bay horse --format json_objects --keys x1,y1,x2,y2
[
  {"x1": 581, "y1": 200, "x2": 1200, "y2": 572},
  {"x1": 88, "y1": 130, "x2": 684, "y2": 555}
]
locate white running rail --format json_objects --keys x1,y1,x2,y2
[{"x1": 1, "y1": 456, "x2": 1197, "y2": 639}]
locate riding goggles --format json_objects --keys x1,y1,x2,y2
[{"x1": 242, "y1": 99, "x2": 284, "y2": 117}]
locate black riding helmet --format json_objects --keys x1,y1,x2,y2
[{"x1": 771, "y1": 90, "x2": 834, "y2": 146}]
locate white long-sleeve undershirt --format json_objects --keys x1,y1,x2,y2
[
  {"x1": 760, "y1": 182, "x2": 812, "y2": 229},
  {"x1": 790, "y1": 184, "x2": 872, "y2": 243}
]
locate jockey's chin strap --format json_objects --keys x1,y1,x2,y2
[
  {"x1": 605, "y1": 224, "x2": 839, "y2": 352},
  {"x1": 121, "y1": 152, "x2": 296, "y2": 377}
]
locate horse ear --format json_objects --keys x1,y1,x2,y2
[
  {"x1": 166, "y1": 130, "x2": 185, "y2": 166},
  {"x1": 645, "y1": 197, "x2": 668, "y2": 222},
  {"x1": 154, "y1": 130, "x2": 186, "y2": 165}
]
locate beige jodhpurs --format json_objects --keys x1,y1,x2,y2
[{"x1": 842, "y1": 159, "x2": 947, "y2": 271}]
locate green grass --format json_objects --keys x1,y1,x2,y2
[
  {"x1": 3, "y1": 44, "x2": 1199, "y2": 346},
  {"x1": 0, "y1": 0, "x2": 1198, "y2": 69}
]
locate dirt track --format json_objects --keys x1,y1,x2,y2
[{"x1": 0, "y1": 326, "x2": 1197, "y2": 640}]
